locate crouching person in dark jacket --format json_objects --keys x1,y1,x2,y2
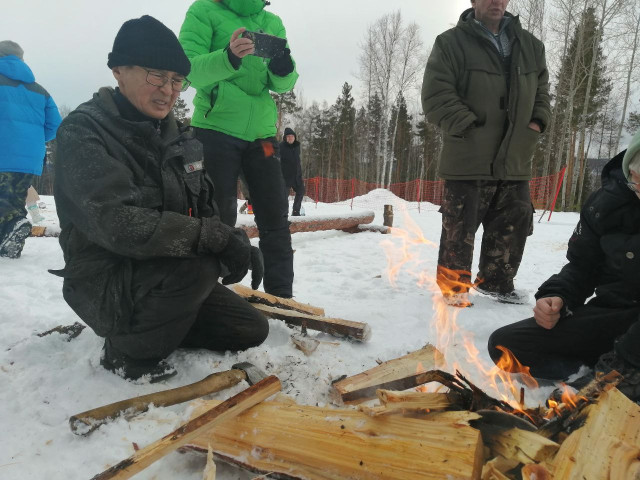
[
  {"x1": 280, "y1": 127, "x2": 305, "y2": 216},
  {"x1": 488, "y1": 131, "x2": 640, "y2": 401},
  {"x1": 51, "y1": 16, "x2": 268, "y2": 383}
]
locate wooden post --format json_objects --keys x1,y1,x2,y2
[{"x1": 383, "y1": 204, "x2": 394, "y2": 227}]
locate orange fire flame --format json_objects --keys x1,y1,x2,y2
[{"x1": 382, "y1": 207, "x2": 544, "y2": 409}]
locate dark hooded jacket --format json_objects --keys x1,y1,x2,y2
[
  {"x1": 53, "y1": 87, "x2": 232, "y2": 336},
  {"x1": 422, "y1": 9, "x2": 550, "y2": 180},
  {"x1": 279, "y1": 127, "x2": 303, "y2": 189},
  {"x1": 536, "y1": 151, "x2": 640, "y2": 311}
]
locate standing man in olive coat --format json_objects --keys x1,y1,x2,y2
[{"x1": 422, "y1": 0, "x2": 551, "y2": 307}]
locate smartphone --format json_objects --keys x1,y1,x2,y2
[{"x1": 242, "y1": 30, "x2": 287, "y2": 58}]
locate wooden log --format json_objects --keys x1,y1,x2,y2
[
  {"x1": 479, "y1": 425, "x2": 559, "y2": 465},
  {"x1": 184, "y1": 397, "x2": 484, "y2": 480},
  {"x1": 481, "y1": 457, "x2": 519, "y2": 480},
  {"x1": 251, "y1": 304, "x2": 371, "y2": 342},
  {"x1": 231, "y1": 284, "x2": 325, "y2": 316},
  {"x1": 30, "y1": 225, "x2": 47, "y2": 237},
  {"x1": 239, "y1": 212, "x2": 375, "y2": 239},
  {"x1": 90, "y1": 375, "x2": 281, "y2": 480},
  {"x1": 331, "y1": 345, "x2": 445, "y2": 404},
  {"x1": 550, "y1": 388, "x2": 640, "y2": 479},
  {"x1": 521, "y1": 464, "x2": 552, "y2": 480}
]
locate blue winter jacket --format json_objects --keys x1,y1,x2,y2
[{"x1": 0, "y1": 55, "x2": 62, "y2": 175}]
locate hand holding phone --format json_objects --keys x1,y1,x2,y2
[{"x1": 242, "y1": 30, "x2": 287, "y2": 58}]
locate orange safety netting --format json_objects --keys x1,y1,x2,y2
[{"x1": 301, "y1": 168, "x2": 566, "y2": 217}]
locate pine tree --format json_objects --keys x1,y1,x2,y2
[
  {"x1": 271, "y1": 90, "x2": 301, "y2": 139},
  {"x1": 172, "y1": 97, "x2": 191, "y2": 124}
]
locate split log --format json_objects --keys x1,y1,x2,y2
[
  {"x1": 550, "y1": 388, "x2": 640, "y2": 479},
  {"x1": 331, "y1": 345, "x2": 445, "y2": 405},
  {"x1": 362, "y1": 390, "x2": 465, "y2": 416},
  {"x1": 521, "y1": 464, "x2": 552, "y2": 480},
  {"x1": 184, "y1": 397, "x2": 484, "y2": 480},
  {"x1": 239, "y1": 211, "x2": 375, "y2": 239},
  {"x1": 251, "y1": 304, "x2": 371, "y2": 342},
  {"x1": 90, "y1": 375, "x2": 281, "y2": 480},
  {"x1": 231, "y1": 284, "x2": 324, "y2": 316},
  {"x1": 481, "y1": 457, "x2": 519, "y2": 480},
  {"x1": 477, "y1": 425, "x2": 559, "y2": 465}
]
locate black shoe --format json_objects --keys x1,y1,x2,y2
[
  {"x1": 595, "y1": 350, "x2": 640, "y2": 402},
  {"x1": 473, "y1": 285, "x2": 528, "y2": 304},
  {"x1": 100, "y1": 350, "x2": 177, "y2": 383},
  {"x1": 291, "y1": 211, "x2": 300, "y2": 217},
  {"x1": 0, "y1": 217, "x2": 31, "y2": 259}
]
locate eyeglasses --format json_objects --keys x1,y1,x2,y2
[
  {"x1": 143, "y1": 68, "x2": 190, "y2": 92},
  {"x1": 626, "y1": 182, "x2": 640, "y2": 194}
]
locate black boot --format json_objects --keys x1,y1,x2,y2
[
  {"x1": 100, "y1": 342, "x2": 177, "y2": 383},
  {"x1": 594, "y1": 350, "x2": 640, "y2": 402}
]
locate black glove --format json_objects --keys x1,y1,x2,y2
[
  {"x1": 268, "y1": 48, "x2": 294, "y2": 76},
  {"x1": 250, "y1": 246, "x2": 264, "y2": 290},
  {"x1": 218, "y1": 228, "x2": 251, "y2": 285}
]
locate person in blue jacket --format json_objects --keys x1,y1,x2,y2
[{"x1": 0, "y1": 40, "x2": 62, "y2": 258}]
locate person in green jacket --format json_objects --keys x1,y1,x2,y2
[
  {"x1": 422, "y1": 0, "x2": 551, "y2": 308},
  {"x1": 179, "y1": 0, "x2": 299, "y2": 298}
]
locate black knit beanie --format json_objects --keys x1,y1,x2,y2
[
  {"x1": 284, "y1": 127, "x2": 296, "y2": 137},
  {"x1": 107, "y1": 15, "x2": 190, "y2": 76}
]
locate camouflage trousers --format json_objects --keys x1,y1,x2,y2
[
  {"x1": 437, "y1": 179, "x2": 533, "y2": 295},
  {"x1": 0, "y1": 172, "x2": 34, "y2": 224}
]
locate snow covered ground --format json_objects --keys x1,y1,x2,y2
[{"x1": 0, "y1": 191, "x2": 580, "y2": 479}]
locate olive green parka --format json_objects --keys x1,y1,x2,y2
[
  {"x1": 179, "y1": 0, "x2": 298, "y2": 141},
  {"x1": 422, "y1": 9, "x2": 551, "y2": 180}
]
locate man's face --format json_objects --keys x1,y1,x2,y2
[
  {"x1": 472, "y1": 0, "x2": 509, "y2": 26},
  {"x1": 630, "y1": 169, "x2": 640, "y2": 200},
  {"x1": 285, "y1": 134, "x2": 295, "y2": 144},
  {"x1": 112, "y1": 66, "x2": 182, "y2": 119}
]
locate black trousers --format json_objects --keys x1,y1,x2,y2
[
  {"x1": 288, "y1": 182, "x2": 305, "y2": 215},
  {"x1": 65, "y1": 257, "x2": 269, "y2": 365},
  {"x1": 195, "y1": 128, "x2": 294, "y2": 297},
  {"x1": 438, "y1": 179, "x2": 533, "y2": 294},
  {"x1": 488, "y1": 304, "x2": 640, "y2": 380}
]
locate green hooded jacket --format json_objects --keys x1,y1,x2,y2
[
  {"x1": 422, "y1": 9, "x2": 551, "y2": 180},
  {"x1": 179, "y1": 0, "x2": 298, "y2": 141}
]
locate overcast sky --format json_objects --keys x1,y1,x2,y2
[{"x1": 1, "y1": 0, "x2": 470, "y2": 113}]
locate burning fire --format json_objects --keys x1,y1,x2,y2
[
  {"x1": 382, "y1": 207, "x2": 544, "y2": 409},
  {"x1": 545, "y1": 384, "x2": 586, "y2": 418}
]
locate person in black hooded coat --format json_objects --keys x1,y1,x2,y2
[
  {"x1": 487, "y1": 141, "x2": 640, "y2": 401},
  {"x1": 279, "y1": 127, "x2": 305, "y2": 216}
]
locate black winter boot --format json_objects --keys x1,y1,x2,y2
[
  {"x1": 0, "y1": 217, "x2": 31, "y2": 258},
  {"x1": 595, "y1": 350, "x2": 640, "y2": 402},
  {"x1": 100, "y1": 343, "x2": 177, "y2": 383}
]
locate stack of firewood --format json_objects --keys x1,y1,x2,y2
[
  {"x1": 184, "y1": 344, "x2": 640, "y2": 480},
  {"x1": 79, "y1": 292, "x2": 639, "y2": 480}
]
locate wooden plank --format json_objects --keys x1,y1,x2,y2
[
  {"x1": 331, "y1": 345, "x2": 445, "y2": 404},
  {"x1": 550, "y1": 388, "x2": 640, "y2": 479},
  {"x1": 30, "y1": 225, "x2": 47, "y2": 237},
  {"x1": 231, "y1": 284, "x2": 325, "y2": 316},
  {"x1": 184, "y1": 398, "x2": 484, "y2": 480},
  {"x1": 239, "y1": 212, "x2": 375, "y2": 239},
  {"x1": 90, "y1": 376, "x2": 281, "y2": 480},
  {"x1": 252, "y1": 304, "x2": 371, "y2": 342}
]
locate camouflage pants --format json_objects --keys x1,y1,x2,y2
[
  {"x1": 0, "y1": 172, "x2": 34, "y2": 224},
  {"x1": 437, "y1": 180, "x2": 533, "y2": 294}
]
